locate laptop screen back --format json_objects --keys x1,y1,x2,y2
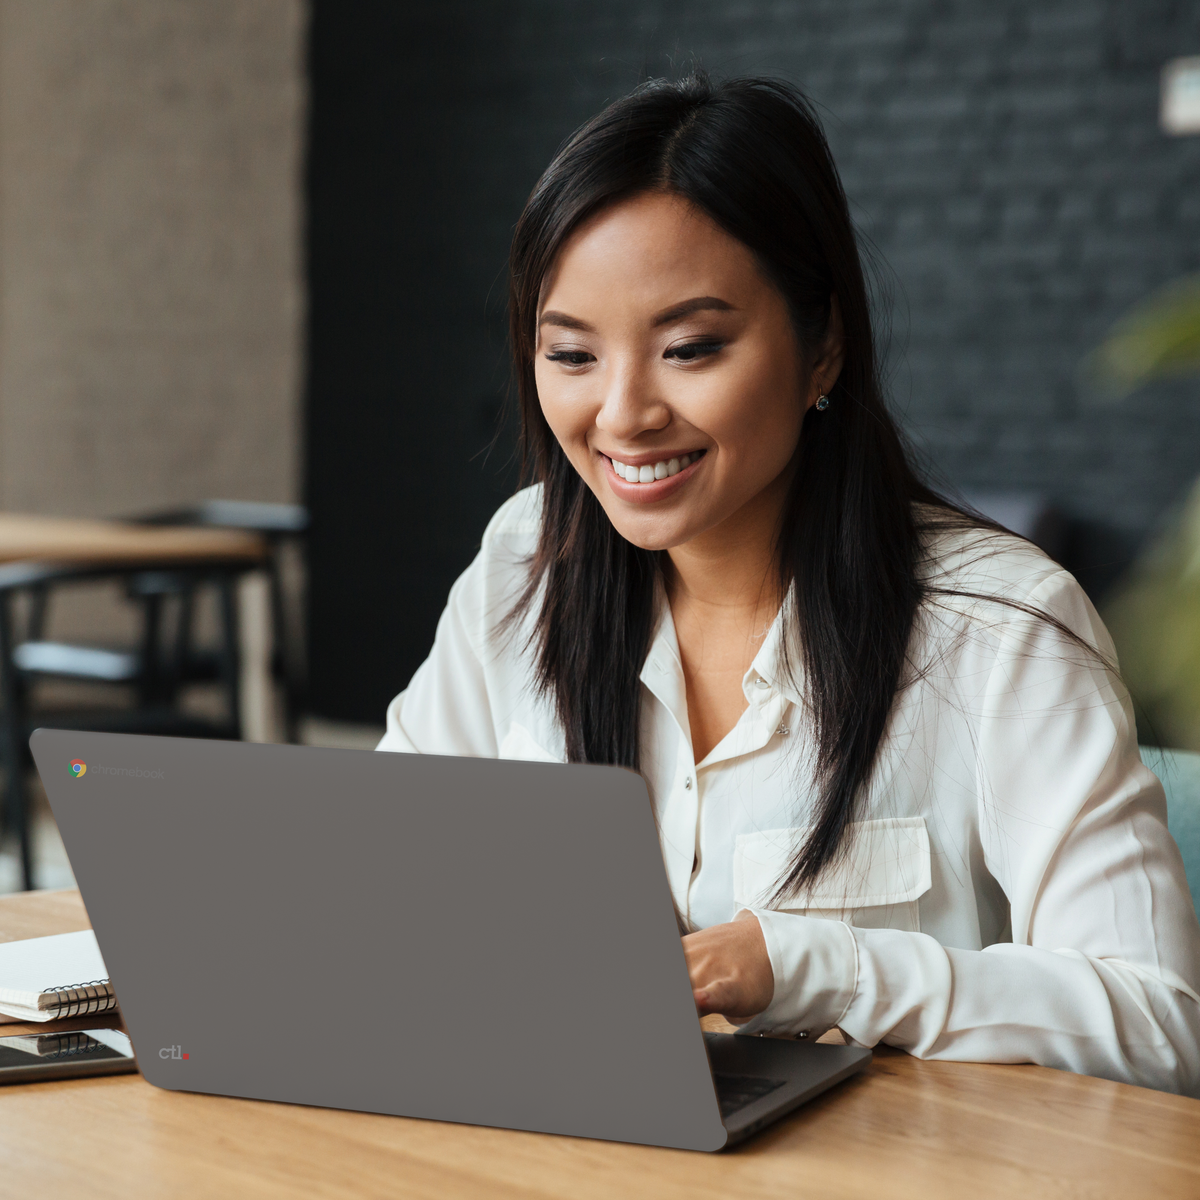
[{"x1": 32, "y1": 729, "x2": 727, "y2": 1151}]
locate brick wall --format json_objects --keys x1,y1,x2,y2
[
  {"x1": 0, "y1": 0, "x2": 306, "y2": 518},
  {"x1": 308, "y1": 0, "x2": 1200, "y2": 719}
]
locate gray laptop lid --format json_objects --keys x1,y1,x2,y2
[{"x1": 32, "y1": 729, "x2": 729, "y2": 1151}]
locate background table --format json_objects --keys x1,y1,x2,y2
[
  {"x1": 2, "y1": 889, "x2": 1199, "y2": 1199},
  {"x1": 0, "y1": 511, "x2": 276, "y2": 743},
  {"x1": 0, "y1": 512, "x2": 263, "y2": 566}
]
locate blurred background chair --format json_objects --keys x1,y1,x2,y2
[
  {"x1": 128, "y1": 501, "x2": 309, "y2": 743},
  {"x1": 1141, "y1": 745, "x2": 1200, "y2": 919},
  {"x1": 0, "y1": 512, "x2": 270, "y2": 890},
  {"x1": 11, "y1": 501, "x2": 307, "y2": 739}
]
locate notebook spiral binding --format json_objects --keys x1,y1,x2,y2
[
  {"x1": 34, "y1": 1031, "x2": 108, "y2": 1060},
  {"x1": 42, "y1": 979, "x2": 116, "y2": 1019}
]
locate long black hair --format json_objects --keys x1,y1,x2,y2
[{"x1": 507, "y1": 73, "x2": 982, "y2": 900}]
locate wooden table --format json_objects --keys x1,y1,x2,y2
[
  {"x1": 0, "y1": 512, "x2": 263, "y2": 566},
  {"x1": 2, "y1": 890, "x2": 1199, "y2": 1199}
]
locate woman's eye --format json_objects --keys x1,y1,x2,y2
[
  {"x1": 664, "y1": 340, "x2": 724, "y2": 363},
  {"x1": 544, "y1": 350, "x2": 595, "y2": 366}
]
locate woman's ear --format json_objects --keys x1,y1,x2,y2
[{"x1": 805, "y1": 293, "x2": 846, "y2": 408}]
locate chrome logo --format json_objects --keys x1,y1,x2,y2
[{"x1": 70, "y1": 760, "x2": 86, "y2": 778}]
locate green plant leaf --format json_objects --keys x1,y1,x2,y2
[{"x1": 1084, "y1": 274, "x2": 1200, "y2": 400}]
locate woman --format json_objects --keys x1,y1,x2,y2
[{"x1": 378, "y1": 74, "x2": 1200, "y2": 1093}]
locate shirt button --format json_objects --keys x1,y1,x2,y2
[
  {"x1": 684, "y1": 776, "x2": 693, "y2": 790},
  {"x1": 755, "y1": 678, "x2": 770, "y2": 690},
  {"x1": 795, "y1": 1030, "x2": 810, "y2": 1040}
]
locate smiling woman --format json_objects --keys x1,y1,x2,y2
[
  {"x1": 535, "y1": 193, "x2": 816, "y2": 559},
  {"x1": 533, "y1": 191, "x2": 827, "y2": 769},
  {"x1": 378, "y1": 73, "x2": 1200, "y2": 1096}
]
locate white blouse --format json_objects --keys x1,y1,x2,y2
[{"x1": 378, "y1": 486, "x2": 1200, "y2": 1095}]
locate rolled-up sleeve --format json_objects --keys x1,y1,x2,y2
[{"x1": 739, "y1": 571, "x2": 1200, "y2": 1095}]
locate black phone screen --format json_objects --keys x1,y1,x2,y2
[{"x1": 0, "y1": 1029, "x2": 137, "y2": 1084}]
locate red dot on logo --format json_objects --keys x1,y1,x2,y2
[{"x1": 182, "y1": 1053, "x2": 189, "y2": 1060}]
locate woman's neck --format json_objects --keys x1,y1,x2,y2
[
  {"x1": 663, "y1": 468, "x2": 788, "y2": 619},
  {"x1": 663, "y1": 472, "x2": 789, "y2": 762}
]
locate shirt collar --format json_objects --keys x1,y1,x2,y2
[
  {"x1": 638, "y1": 587, "x2": 690, "y2": 739},
  {"x1": 638, "y1": 586, "x2": 806, "y2": 766},
  {"x1": 742, "y1": 592, "x2": 806, "y2": 711}
]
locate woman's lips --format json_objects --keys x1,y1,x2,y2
[{"x1": 603, "y1": 450, "x2": 707, "y2": 502}]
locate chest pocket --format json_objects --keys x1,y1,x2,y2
[{"x1": 733, "y1": 817, "x2": 931, "y2": 933}]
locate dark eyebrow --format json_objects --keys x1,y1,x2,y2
[
  {"x1": 537, "y1": 310, "x2": 595, "y2": 332},
  {"x1": 537, "y1": 296, "x2": 735, "y2": 334},
  {"x1": 652, "y1": 296, "x2": 734, "y2": 326}
]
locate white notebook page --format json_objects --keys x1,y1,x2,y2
[{"x1": 0, "y1": 930, "x2": 108, "y2": 1021}]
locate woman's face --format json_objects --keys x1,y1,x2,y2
[{"x1": 535, "y1": 190, "x2": 833, "y2": 553}]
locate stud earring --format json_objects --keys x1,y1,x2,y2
[{"x1": 815, "y1": 394, "x2": 830, "y2": 411}]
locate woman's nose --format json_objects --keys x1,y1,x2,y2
[{"x1": 593, "y1": 357, "x2": 670, "y2": 439}]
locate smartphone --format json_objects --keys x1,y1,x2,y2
[{"x1": 0, "y1": 1028, "x2": 137, "y2": 1084}]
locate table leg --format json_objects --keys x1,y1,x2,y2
[
  {"x1": 238, "y1": 570, "x2": 277, "y2": 743},
  {"x1": 0, "y1": 593, "x2": 32, "y2": 891}
]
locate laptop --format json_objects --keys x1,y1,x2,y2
[{"x1": 31, "y1": 728, "x2": 870, "y2": 1151}]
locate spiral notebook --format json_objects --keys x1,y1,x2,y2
[{"x1": 0, "y1": 930, "x2": 115, "y2": 1023}]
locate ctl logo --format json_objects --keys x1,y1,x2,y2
[
  {"x1": 69, "y1": 760, "x2": 86, "y2": 778},
  {"x1": 159, "y1": 1046, "x2": 189, "y2": 1060}
]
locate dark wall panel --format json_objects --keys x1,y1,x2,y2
[{"x1": 306, "y1": 0, "x2": 1200, "y2": 722}]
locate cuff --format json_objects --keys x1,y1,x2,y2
[{"x1": 734, "y1": 909, "x2": 859, "y2": 1038}]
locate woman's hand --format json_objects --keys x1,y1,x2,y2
[{"x1": 682, "y1": 910, "x2": 774, "y2": 1019}]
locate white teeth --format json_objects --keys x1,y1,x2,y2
[{"x1": 612, "y1": 452, "x2": 702, "y2": 483}]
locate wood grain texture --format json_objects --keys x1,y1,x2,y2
[
  {"x1": 0, "y1": 513, "x2": 263, "y2": 564},
  {"x1": 0, "y1": 887, "x2": 92, "y2": 943},
  {"x1": 1, "y1": 890, "x2": 1198, "y2": 1198}
]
